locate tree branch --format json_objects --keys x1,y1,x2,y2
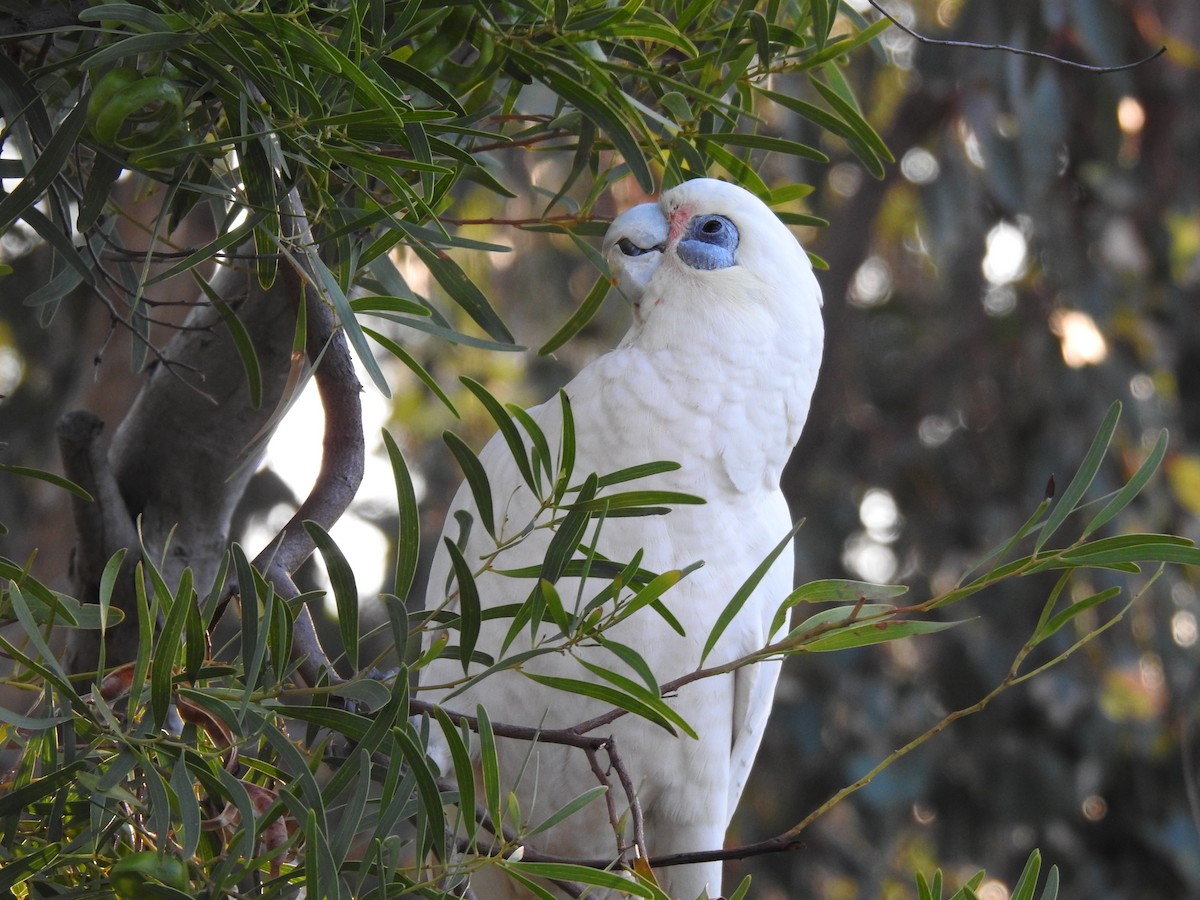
[
  {"x1": 865, "y1": 0, "x2": 1166, "y2": 73},
  {"x1": 56, "y1": 409, "x2": 143, "y2": 676}
]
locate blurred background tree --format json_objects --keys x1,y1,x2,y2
[{"x1": 0, "y1": 0, "x2": 1196, "y2": 897}]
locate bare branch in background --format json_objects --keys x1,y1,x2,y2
[{"x1": 866, "y1": 0, "x2": 1166, "y2": 73}]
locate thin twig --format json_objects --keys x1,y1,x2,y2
[{"x1": 865, "y1": 0, "x2": 1166, "y2": 73}]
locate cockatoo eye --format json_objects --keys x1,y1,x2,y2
[
  {"x1": 617, "y1": 236, "x2": 655, "y2": 257},
  {"x1": 678, "y1": 214, "x2": 739, "y2": 270}
]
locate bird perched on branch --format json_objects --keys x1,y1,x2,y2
[{"x1": 420, "y1": 178, "x2": 824, "y2": 899}]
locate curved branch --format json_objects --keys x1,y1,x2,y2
[
  {"x1": 252, "y1": 269, "x2": 365, "y2": 685},
  {"x1": 56, "y1": 409, "x2": 143, "y2": 675},
  {"x1": 410, "y1": 698, "x2": 649, "y2": 867},
  {"x1": 866, "y1": 0, "x2": 1166, "y2": 73}
]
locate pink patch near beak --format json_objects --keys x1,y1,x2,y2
[{"x1": 667, "y1": 205, "x2": 691, "y2": 244}]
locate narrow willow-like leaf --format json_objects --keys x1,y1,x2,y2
[
  {"x1": 433, "y1": 707, "x2": 478, "y2": 845},
  {"x1": 573, "y1": 490, "x2": 704, "y2": 513},
  {"x1": 789, "y1": 602, "x2": 897, "y2": 635},
  {"x1": 393, "y1": 721, "x2": 447, "y2": 858},
  {"x1": 151, "y1": 568, "x2": 192, "y2": 729},
  {"x1": 443, "y1": 431, "x2": 495, "y2": 539},
  {"x1": 1035, "y1": 401, "x2": 1121, "y2": 553},
  {"x1": 522, "y1": 671, "x2": 688, "y2": 736},
  {"x1": 557, "y1": 390, "x2": 576, "y2": 501},
  {"x1": 536, "y1": 67, "x2": 655, "y2": 194},
  {"x1": 362, "y1": 326, "x2": 458, "y2": 416},
  {"x1": 0, "y1": 102, "x2": 87, "y2": 234},
  {"x1": 771, "y1": 578, "x2": 908, "y2": 636},
  {"x1": 328, "y1": 747, "x2": 373, "y2": 861},
  {"x1": 800, "y1": 618, "x2": 967, "y2": 653},
  {"x1": 170, "y1": 751, "x2": 202, "y2": 859},
  {"x1": 503, "y1": 861, "x2": 660, "y2": 897},
  {"x1": 476, "y1": 704, "x2": 503, "y2": 830},
  {"x1": 540, "y1": 579, "x2": 573, "y2": 635},
  {"x1": 382, "y1": 429, "x2": 421, "y2": 602},
  {"x1": 209, "y1": 298, "x2": 264, "y2": 409},
  {"x1": 304, "y1": 808, "x2": 341, "y2": 900},
  {"x1": 1034, "y1": 587, "x2": 1122, "y2": 645},
  {"x1": 1039, "y1": 866, "x2": 1060, "y2": 900},
  {"x1": 309, "y1": 250, "x2": 391, "y2": 397},
  {"x1": 1010, "y1": 849, "x2": 1043, "y2": 900},
  {"x1": 1053, "y1": 533, "x2": 1200, "y2": 568},
  {"x1": 525, "y1": 785, "x2": 609, "y2": 838},
  {"x1": 97, "y1": 548, "x2": 128, "y2": 638},
  {"x1": 538, "y1": 271, "x2": 611, "y2": 356},
  {"x1": 6, "y1": 586, "x2": 74, "y2": 692},
  {"x1": 461, "y1": 376, "x2": 538, "y2": 494},
  {"x1": 0, "y1": 759, "x2": 85, "y2": 818},
  {"x1": 609, "y1": 568, "x2": 686, "y2": 628},
  {"x1": 412, "y1": 243, "x2": 514, "y2": 344},
  {"x1": 1081, "y1": 427, "x2": 1168, "y2": 538},
  {"x1": 443, "y1": 537, "x2": 481, "y2": 673},
  {"x1": 953, "y1": 497, "x2": 1052, "y2": 591},
  {"x1": 701, "y1": 521, "x2": 804, "y2": 664},
  {"x1": 699, "y1": 131, "x2": 828, "y2": 163},
  {"x1": 306, "y1": 521, "x2": 360, "y2": 671},
  {"x1": 594, "y1": 461, "x2": 681, "y2": 489},
  {"x1": 576, "y1": 658, "x2": 696, "y2": 737},
  {"x1": 541, "y1": 475, "x2": 597, "y2": 584},
  {"x1": 509, "y1": 404, "x2": 552, "y2": 493},
  {"x1": 593, "y1": 637, "x2": 659, "y2": 695},
  {"x1": 0, "y1": 463, "x2": 92, "y2": 501}
]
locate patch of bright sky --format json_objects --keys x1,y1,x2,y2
[{"x1": 249, "y1": 353, "x2": 402, "y2": 603}]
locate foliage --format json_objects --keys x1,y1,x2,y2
[{"x1": 0, "y1": 0, "x2": 1193, "y2": 898}]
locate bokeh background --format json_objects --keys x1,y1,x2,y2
[{"x1": 3, "y1": 0, "x2": 1199, "y2": 897}]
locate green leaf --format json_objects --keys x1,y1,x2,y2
[
  {"x1": 462, "y1": 376, "x2": 538, "y2": 495},
  {"x1": 305, "y1": 521, "x2": 360, "y2": 671},
  {"x1": 0, "y1": 100, "x2": 88, "y2": 235},
  {"x1": 443, "y1": 537, "x2": 481, "y2": 673},
  {"x1": 1081, "y1": 427, "x2": 1168, "y2": 538},
  {"x1": 476, "y1": 704, "x2": 503, "y2": 830},
  {"x1": 541, "y1": 475, "x2": 597, "y2": 584},
  {"x1": 771, "y1": 578, "x2": 908, "y2": 636},
  {"x1": 1011, "y1": 849, "x2": 1043, "y2": 900},
  {"x1": 0, "y1": 759, "x2": 86, "y2": 817},
  {"x1": 538, "y1": 271, "x2": 612, "y2": 356},
  {"x1": 1052, "y1": 533, "x2": 1200, "y2": 568},
  {"x1": 308, "y1": 251, "x2": 391, "y2": 397},
  {"x1": 209, "y1": 298, "x2": 264, "y2": 409},
  {"x1": 1035, "y1": 401, "x2": 1121, "y2": 552},
  {"x1": 522, "y1": 670, "x2": 691, "y2": 736},
  {"x1": 0, "y1": 463, "x2": 93, "y2": 501},
  {"x1": 412, "y1": 243, "x2": 515, "y2": 344},
  {"x1": 572, "y1": 490, "x2": 705, "y2": 513},
  {"x1": 699, "y1": 131, "x2": 828, "y2": 164},
  {"x1": 382, "y1": 430, "x2": 421, "y2": 603},
  {"x1": 702, "y1": 522, "x2": 804, "y2": 664},
  {"x1": 362, "y1": 325, "x2": 458, "y2": 416},
  {"x1": 433, "y1": 707, "x2": 478, "y2": 844},
  {"x1": 799, "y1": 617, "x2": 968, "y2": 653},
  {"x1": 536, "y1": 66, "x2": 655, "y2": 194},
  {"x1": 525, "y1": 785, "x2": 609, "y2": 838},
  {"x1": 502, "y1": 861, "x2": 660, "y2": 897},
  {"x1": 443, "y1": 431, "x2": 495, "y2": 539}
]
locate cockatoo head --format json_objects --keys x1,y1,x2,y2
[
  {"x1": 615, "y1": 178, "x2": 824, "y2": 351},
  {"x1": 603, "y1": 202, "x2": 668, "y2": 303}
]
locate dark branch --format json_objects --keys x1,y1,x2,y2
[
  {"x1": 0, "y1": 1, "x2": 90, "y2": 39},
  {"x1": 56, "y1": 410, "x2": 144, "y2": 675},
  {"x1": 866, "y1": 0, "x2": 1166, "y2": 73}
]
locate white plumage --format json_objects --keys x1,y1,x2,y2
[{"x1": 420, "y1": 178, "x2": 824, "y2": 899}]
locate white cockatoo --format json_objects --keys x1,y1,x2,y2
[{"x1": 420, "y1": 178, "x2": 824, "y2": 899}]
